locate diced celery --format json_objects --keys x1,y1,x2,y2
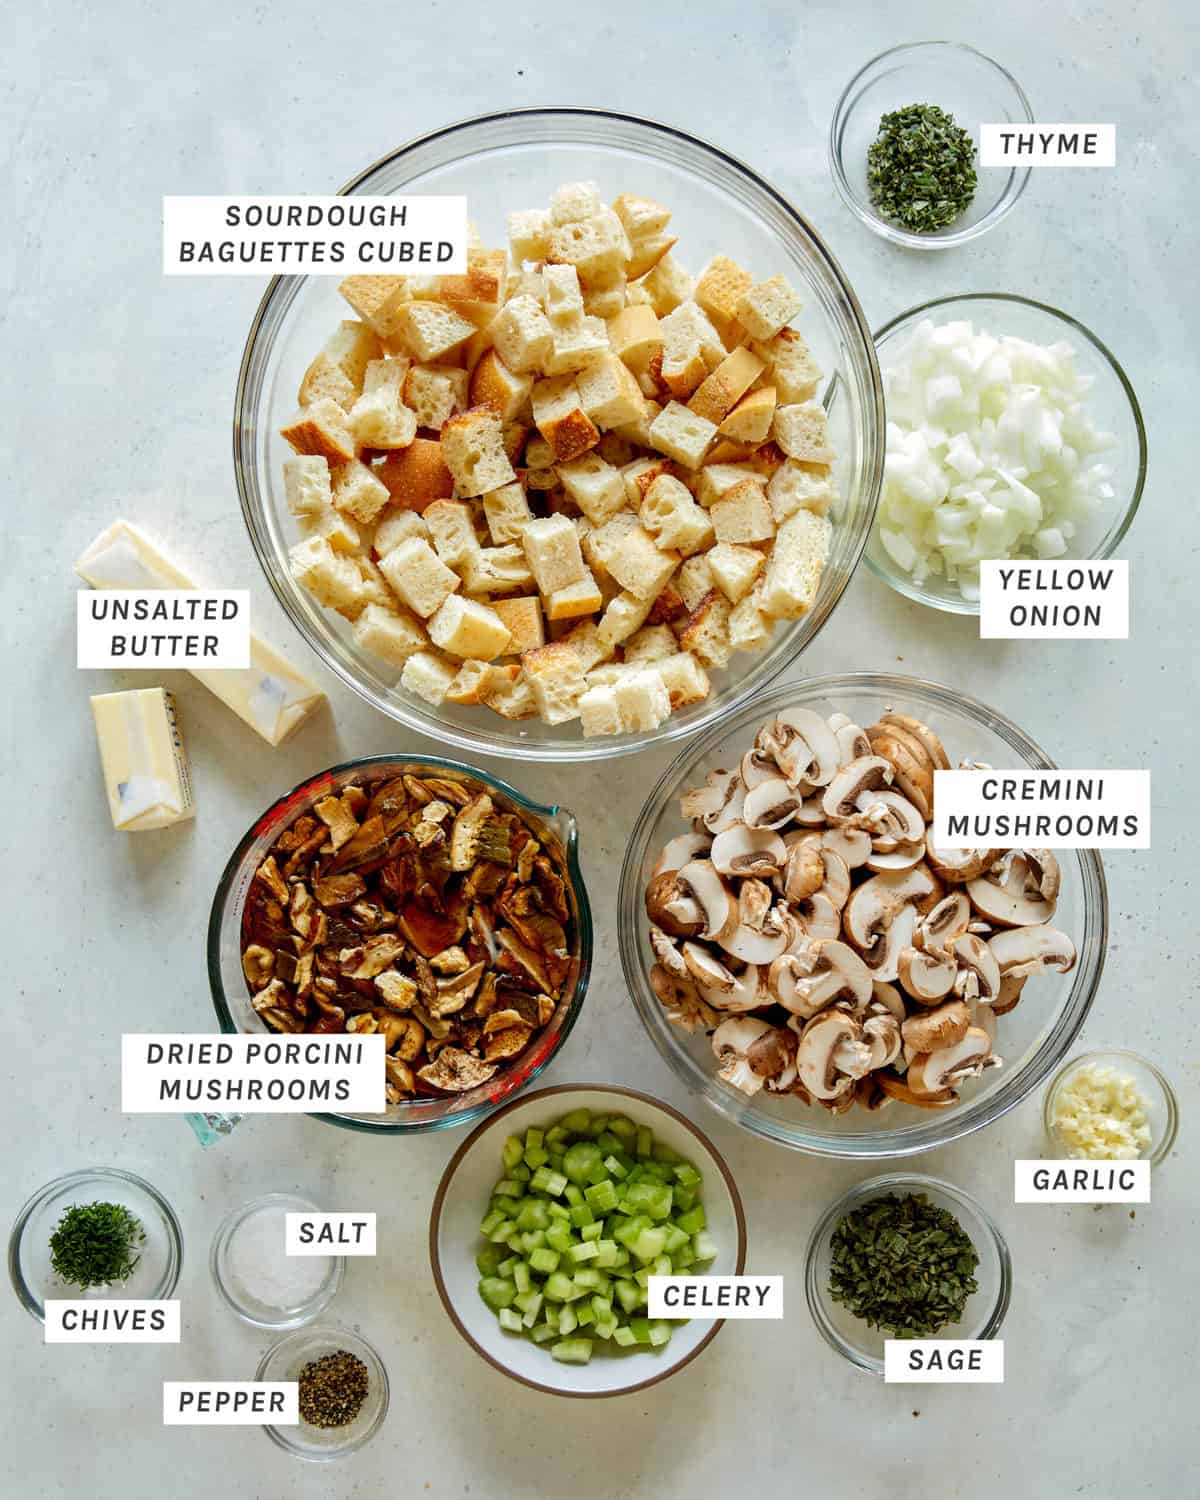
[
  {"x1": 614, "y1": 1278, "x2": 642, "y2": 1313},
  {"x1": 693, "y1": 1231, "x2": 718, "y2": 1263},
  {"x1": 560, "y1": 1109, "x2": 591, "y2": 1134},
  {"x1": 623, "y1": 1181, "x2": 673, "y2": 1220},
  {"x1": 502, "y1": 1135, "x2": 524, "y2": 1170},
  {"x1": 547, "y1": 1201, "x2": 571, "y2": 1222},
  {"x1": 572, "y1": 1266, "x2": 602, "y2": 1291},
  {"x1": 634, "y1": 1268, "x2": 651, "y2": 1288},
  {"x1": 514, "y1": 1287, "x2": 541, "y2": 1313},
  {"x1": 648, "y1": 1320, "x2": 672, "y2": 1347},
  {"x1": 545, "y1": 1125, "x2": 569, "y2": 1148},
  {"x1": 652, "y1": 1254, "x2": 672, "y2": 1278},
  {"x1": 595, "y1": 1317, "x2": 619, "y2": 1340},
  {"x1": 513, "y1": 1261, "x2": 532, "y2": 1295},
  {"x1": 636, "y1": 1126, "x2": 653, "y2": 1158},
  {"x1": 631, "y1": 1226, "x2": 668, "y2": 1262},
  {"x1": 531, "y1": 1167, "x2": 568, "y2": 1197},
  {"x1": 530, "y1": 1322, "x2": 557, "y2": 1344},
  {"x1": 587, "y1": 1158, "x2": 611, "y2": 1186},
  {"x1": 575, "y1": 1301, "x2": 595, "y2": 1327},
  {"x1": 497, "y1": 1307, "x2": 524, "y2": 1333},
  {"x1": 591, "y1": 1294, "x2": 613, "y2": 1321},
  {"x1": 551, "y1": 1338, "x2": 593, "y2": 1364},
  {"x1": 476, "y1": 1243, "x2": 505, "y2": 1276},
  {"x1": 569, "y1": 1203, "x2": 595, "y2": 1229},
  {"x1": 545, "y1": 1222, "x2": 574, "y2": 1254},
  {"x1": 564, "y1": 1183, "x2": 585, "y2": 1207},
  {"x1": 558, "y1": 1302, "x2": 578, "y2": 1334},
  {"x1": 587, "y1": 1115, "x2": 609, "y2": 1137},
  {"x1": 525, "y1": 1126, "x2": 545, "y2": 1152},
  {"x1": 520, "y1": 1231, "x2": 545, "y2": 1254},
  {"x1": 543, "y1": 1271, "x2": 574, "y2": 1302},
  {"x1": 516, "y1": 1199, "x2": 549, "y2": 1231},
  {"x1": 563, "y1": 1141, "x2": 603, "y2": 1184},
  {"x1": 529, "y1": 1246, "x2": 560, "y2": 1275},
  {"x1": 584, "y1": 1179, "x2": 619, "y2": 1214},
  {"x1": 488, "y1": 1220, "x2": 516, "y2": 1245},
  {"x1": 676, "y1": 1205, "x2": 706, "y2": 1236},
  {"x1": 509, "y1": 1161, "x2": 532, "y2": 1183},
  {"x1": 594, "y1": 1238, "x2": 619, "y2": 1268},
  {"x1": 521, "y1": 1294, "x2": 544, "y2": 1327},
  {"x1": 612, "y1": 1214, "x2": 650, "y2": 1248},
  {"x1": 662, "y1": 1224, "x2": 689, "y2": 1255},
  {"x1": 674, "y1": 1185, "x2": 697, "y2": 1213},
  {"x1": 653, "y1": 1141, "x2": 681, "y2": 1165},
  {"x1": 603, "y1": 1154, "x2": 629, "y2": 1179},
  {"x1": 597, "y1": 1130, "x2": 623, "y2": 1156},
  {"x1": 492, "y1": 1194, "x2": 521, "y2": 1215},
  {"x1": 613, "y1": 1325, "x2": 637, "y2": 1347},
  {"x1": 568, "y1": 1240, "x2": 599, "y2": 1264},
  {"x1": 478, "y1": 1276, "x2": 518, "y2": 1311},
  {"x1": 494, "y1": 1179, "x2": 523, "y2": 1199},
  {"x1": 673, "y1": 1162, "x2": 701, "y2": 1188},
  {"x1": 672, "y1": 1243, "x2": 695, "y2": 1271},
  {"x1": 524, "y1": 1146, "x2": 549, "y2": 1169},
  {"x1": 497, "y1": 1254, "x2": 518, "y2": 1278},
  {"x1": 629, "y1": 1317, "x2": 653, "y2": 1345},
  {"x1": 580, "y1": 1220, "x2": 602, "y2": 1242},
  {"x1": 479, "y1": 1208, "x2": 505, "y2": 1237}
]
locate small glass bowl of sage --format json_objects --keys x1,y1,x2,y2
[
  {"x1": 804, "y1": 1174, "x2": 1011, "y2": 1375},
  {"x1": 829, "y1": 41, "x2": 1034, "y2": 249}
]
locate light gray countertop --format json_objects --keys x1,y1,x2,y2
[{"x1": 5, "y1": 0, "x2": 1195, "y2": 1495}]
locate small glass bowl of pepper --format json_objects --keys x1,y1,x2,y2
[
  {"x1": 804, "y1": 1174, "x2": 1011, "y2": 1376},
  {"x1": 829, "y1": 41, "x2": 1034, "y2": 249},
  {"x1": 257, "y1": 1326, "x2": 389, "y2": 1461}
]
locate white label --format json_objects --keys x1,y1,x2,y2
[
  {"x1": 121, "y1": 1034, "x2": 386, "y2": 1114},
  {"x1": 980, "y1": 123, "x2": 1115, "y2": 167},
  {"x1": 885, "y1": 1339, "x2": 1004, "y2": 1383},
  {"x1": 286, "y1": 1212, "x2": 377, "y2": 1256},
  {"x1": 163, "y1": 1382, "x2": 297, "y2": 1425},
  {"x1": 1014, "y1": 1159, "x2": 1150, "y2": 1203},
  {"x1": 45, "y1": 1300, "x2": 180, "y2": 1343},
  {"x1": 163, "y1": 195, "x2": 468, "y2": 275},
  {"x1": 77, "y1": 590, "x2": 251, "y2": 668},
  {"x1": 979, "y1": 561, "x2": 1129, "y2": 640},
  {"x1": 932, "y1": 769, "x2": 1150, "y2": 849},
  {"x1": 647, "y1": 1275, "x2": 783, "y2": 1319}
]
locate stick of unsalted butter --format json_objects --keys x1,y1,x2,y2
[
  {"x1": 91, "y1": 688, "x2": 196, "y2": 831},
  {"x1": 75, "y1": 521, "x2": 325, "y2": 746}
]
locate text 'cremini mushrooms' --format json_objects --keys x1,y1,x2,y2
[{"x1": 644, "y1": 705, "x2": 1078, "y2": 1113}]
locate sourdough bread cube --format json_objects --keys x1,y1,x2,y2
[
  {"x1": 696, "y1": 463, "x2": 763, "y2": 508},
  {"x1": 615, "y1": 668, "x2": 671, "y2": 732},
  {"x1": 361, "y1": 356, "x2": 408, "y2": 397},
  {"x1": 469, "y1": 350, "x2": 533, "y2": 423},
  {"x1": 491, "y1": 294, "x2": 554, "y2": 374},
  {"x1": 284, "y1": 456, "x2": 333, "y2": 518},
  {"x1": 435, "y1": 249, "x2": 508, "y2": 325},
  {"x1": 718, "y1": 384, "x2": 777, "y2": 445},
  {"x1": 710, "y1": 478, "x2": 776, "y2": 545},
  {"x1": 579, "y1": 684, "x2": 623, "y2": 738},
  {"x1": 522, "y1": 641, "x2": 587, "y2": 724},
  {"x1": 546, "y1": 570, "x2": 603, "y2": 621},
  {"x1": 640, "y1": 473, "x2": 715, "y2": 556},
  {"x1": 289, "y1": 534, "x2": 366, "y2": 615},
  {"x1": 581, "y1": 511, "x2": 638, "y2": 580},
  {"x1": 678, "y1": 589, "x2": 732, "y2": 668},
  {"x1": 557, "y1": 452, "x2": 626, "y2": 525},
  {"x1": 608, "y1": 524, "x2": 679, "y2": 599},
  {"x1": 772, "y1": 402, "x2": 836, "y2": 464},
  {"x1": 729, "y1": 586, "x2": 773, "y2": 652},
  {"x1": 582, "y1": 273, "x2": 627, "y2": 319},
  {"x1": 661, "y1": 300, "x2": 726, "y2": 367},
  {"x1": 612, "y1": 398, "x2": 661, "y2": 449},
  {"x1": 300, "y1": 504, "x2": 362, "y2": 555},
  {"x1": 767, "y1": 459, "x2": 837, "y2": 523},
  {"x1": 378, "y1": 536, "x2": 460, "y2": 618},
  {"x1": 576, "y1": 353, "x2": 647, "y2": 429},
  {"x1": 606, "y1": 304, "x2": 662, "y2": 373},
  {"x1": 349, "y1": 386, "x2": 418, "y2": 450},
  {"x1": 406, "y1": 364, "x2": 468, "y2": 429},
  {"x1": 641, "y1": 254, "x2": 694, "y2": 317},
  {"x1": 658, "y1": 651, "x2": 710, "y2": 709},
  {"x1": 503, "y1": 420, "x2": 530, "y2": 465},
  {"x1": 401, "y1": 649, "x2": 458, "y2": 705},
  {"x1": 677, "y1": 552, "x2": 717, "y2": 612},
  {"x1": 694, "y1": 255, "x2": 753, "y2": 336},
  {"x1": 531, "y1": 375, "x2": 600, "y2": 462},
  {"x1": 508, "y1": 269, "x2": 546, "y2": 301},
  {"x1": 543, "y1": 264, "x2": 585, "y2": 322},
  {"x1": 621, "y1": 455, "x2": 673, "y2": 505},
  {"x1": 483, "y1": 482, "x2": 533, "y2": 544},
  {"x1": 585, "y1": 661, "x2": 632, "y2": 688},
  {"x1": 759, "y1": 509, "x2": 832, "y2": 619},
  {"x1": 707, "y1": 541, "x2": 765, "y2": 604},
  {"x1": 521, "y1": 514, "x2": 586, "y2": 595},
  {"x1": 736, "y1": 275, "x2": 802, "y2": 342},
  {"x1": 391, "y1": 300, "x2": 475, "y2": 362},
  {"x1": 299, "y1": 321, "x2": 382, "y2": 408},
  {"x1": 623, "y1": 624, "x2": 677, "y2": 664},
  {"x1": 338, "y1": 275, "x2": 410, "y2": 338},
  {"x1": 687, "y1": 347, "x2": 766, "y2": 425},
  {"x1": 424, "y1": 499, "x2": 482, "y2": 572},
  {"x1": 525, "y1": 434, "x2": 557, "y2": 469},
  {"x1": 466, "y1": 544, "x2": 534, "y2": 595},
  {"x1": 597, "y1": 589, "x2": 654, "y2": 651},
  {"x1": 352, "y1": 602, "x2": 429, "y2": 666},
  {"x1": 545, "y1": 313, "x2": 610, "y2": 375},
  {"x1": 376, "y1": 438, "x2": 454, "y2": 513},
  {"x1": 491, "y1": 595, "x2": 545, "y2": 655},
  {"x1": 445, "y1": 659, "x2": 521, "y2": 705},
  {"x1": 753, "y1": 328, "x2": 822, "y2": 404},
  {"x1": 548, "y1": 208, "x2": 630, "y2": 280},
  {"x1": 374, "y1": 506, "x2": 430, "y2": 556},
  {"x1": 561, "y1": 619, "x2": 608, "y2": 671},
  {"x1": 441, "y1": 406, "x2": 517, "y2": 496},
  {"x1": 508, "y1": 208, "x2": 553, "y2": 265},
  {"x1": 428, "y1": 595, "x2": 511, "y2": 659},
  {"x1": 625, "y1": 232, "x2": 677, "y2": 281},
  {"x1": 612, "y1": 194, "x2": 672, "y2": 240},
  {"x1": 550, "y1": 181, "x2": 602, "y2": 224},
  {"x1": 356, "y1": 555, "x2": 395, "y2": 611},
  {"x1": 596, "y1": 432, "x2": 635, "y2": 467},
  {"x1": 332, "y1": 458, "x2": 392, "y2": 524},
  {"x1": 483, "y1": 672, "x2": 539, "y2": 720},
  {"x1": 649, "y1": 402, "x2": 717, "y2": 469},
  {"x1": 280, "y1": 398, "x2": 358, "y2": 465}
]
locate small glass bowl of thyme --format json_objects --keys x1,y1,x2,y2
[
  {"x1": 8, "y1": 1167, "x2": 183, "y2": 1323},
  {"x1": 257, "y1": 1326, "x2": 389, "y2": 1461},
  {"x1": 805, "y1": 1174, "x2": 1011, "y2": 1375},
  {"x1": 829, "y1": 41, "x2": 1034, "y2": 249}
]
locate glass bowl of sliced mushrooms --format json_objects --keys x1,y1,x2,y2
[
  {"x1": 209, "y1": 755, "x2": 592, "y2": 1134},
  {"x1": 617, "y1": 673, "x2": 1106, "y2": 1158}
]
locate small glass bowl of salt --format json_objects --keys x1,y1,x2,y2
[{"x1": 211, "y1": 1193, "x2": 344, "y2": 1329}]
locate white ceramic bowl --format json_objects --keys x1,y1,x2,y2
[{"x1": 429, "y1": 1084, "x2": 746, "y2": 1397}]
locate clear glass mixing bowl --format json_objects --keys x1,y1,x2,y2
[
  {"x1": 234, "y1": 107, "x2": 884, "y2": 760},
  {"x1": 617, "y1": 674, "x2": 1107, "y2": 1158}
]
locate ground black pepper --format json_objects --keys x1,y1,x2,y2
[{"x1": 297, "y1": 1348, "x2": 369, "y2": 1429}]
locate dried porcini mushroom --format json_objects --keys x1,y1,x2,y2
[
  {"x1": 647, "y1": 705, "x2": 1076, "y2": 1113},
  {"x1": 241, "y1": 770, "x2": 576, "y2": 1099}
]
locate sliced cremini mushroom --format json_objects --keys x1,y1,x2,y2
[
  {"x1": 822, "y1": 755, "x2": 893, "y2": 822},
  {"x1": 949, "y1": 932, "x2": 1001, "y2": 1003},
  {"x1": 711, "y1": 824, "x2": 786, "y2": 877},
  {"x1": 924, "y1": 830, "x2": 1001, "y2": 883},
  {"x1": 991, "y1": 975, "x2": 1026, "y2": 1016},
  {"x1": 897, "y1": 944, "x2": 956, "y2": 1004},
  {"x1": 867, "y1": 723, "x2": 934, "y2": 819},
  {"x1": 987, "y1": 925, "x2": 1077, "y2": 979},
  {"x1": 676, "y1": 859, "x2": 739, "y2": 942},
  {"x1": 742, "y1": 777, "x2": 805, "y2": 830},
  {"x1": 684, "y1": 946, "x2": 765, "y2": 1012},
  {"x1": 907, "y1": 1025, "x2": 996, "y2": 1096},
  {"x1": 967, "y1": 850, "x2": 1059, "y2": 926},
  {"x1": 680, "y1": 768, "x2": 745, "y2": 832},
  {"x1": 843, "y1": 864, "x2": 937, "y2": 979},
  {"x1": 865, "y1": 841, "x2": 925, "y2": 874},
  {"x1": 711, "y1": 1016, "x2": 797, "y2": 1095},
  {"x1": 648, "y1": 925, "x2": 689, "y2": 979},
  {"x1": 769, "y1": 937, "x2": 872, "y2": 1017},
  {"x1": 644, "y1": 870, "x2": 705, "y2": 939},
  {"x1": 718, "y1": 884, "x2": 790, "y2": 965},
  {"x1": 864, "y1": 790, "x2": 926, "y2": 853},
  {"x1": 416, "y1": 1045, "x2": 497, "y2": 1093},
  {"x1": 652, "y1": 831, "x2": 712, "y2": 876},
  {"x1": 902, "y1": 1000, "x2": 970, "y2": 1057},
  {"x1": 793, "y1": 1009, "x2": 863, "y2": 1101},
  {"x1": 916, "y1": 891, "x2": 972, "y2": 953},
  {"x1": 861, "y1": 1010, "x2": 903, "y2": 1070},
  {"x1": 740, "y1": 745, "x2": 781, "y2": 790},
  {"x1": 781, "y1": 835, "x2": 825, "y2": 902},
  {"x1": 876, "y1": 712, "x2": 950, "y2": 770},
  {"x1": 827, "y1": 712, "x2": 873, "y2": 768},
  {"x1": 650, "y1": 963, "x2": 719, "y2": 1031},
  {"x1": 821, "y1": 822, "x2": 872, "y2": 869},
  {"x1": 876, "y1": 1073, "x2": 958, "y2": 1109},
  {"x1": 765, "y1": 708, "x2": 841, "y2": 788}
]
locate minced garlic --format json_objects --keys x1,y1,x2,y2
[{"x1": 1052, "y1": 1063, "x2": 1152, "y2": 1160}]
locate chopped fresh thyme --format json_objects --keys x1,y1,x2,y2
[
  {"x1": 867, "y1": 103, "x2": 977, "y2": 233},
  {"x1": 48, "y1": 1200, "x2": 146, "y2": 1289}
]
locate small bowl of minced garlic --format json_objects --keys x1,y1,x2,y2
[{"x1": 1043, "y1": 1050, "x2": 1178, "y2": 1166}]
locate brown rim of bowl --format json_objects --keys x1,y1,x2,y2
[{"x1": 428, "y1": 1083, "x2": 748, "y2": 1399}]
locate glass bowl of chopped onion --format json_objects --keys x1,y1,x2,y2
[
  {"x1": 860, "y1": 293, "x2": 1147, "y2": 613},
  {"x1": 235, "y1": 107, "x2": 884, "y2": 761},
  {"x1": 829, "y1": 42, "x2": 1034, "y2": 249}
]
